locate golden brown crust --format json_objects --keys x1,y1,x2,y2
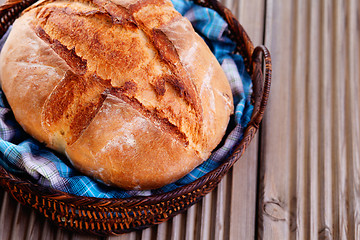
[
  {"x1": 42, "y1": 71, "x2": 109, "y2": 145},
  {"x1": 66, "y1": 95, "x2": 201, "y2": 189},
  {"x1": 109, "y1": 87, "x2": 189, "y2": 146},
  {"x1": 35, "y1": 27, "x2": 87, "y2": 75},
  {"x1": 0, "y1": 0, "x2": 234, "y2": 189},
  {"x1": 0, "y1": 13, "x2": 70, "y2": 148},
  {"x1": 151, "y1": 27, "x2": 202, "y2": 116}
]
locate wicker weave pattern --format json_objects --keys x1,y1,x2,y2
[{"x1": 0, "y1": 0, "x2": 271, "y2": 236}]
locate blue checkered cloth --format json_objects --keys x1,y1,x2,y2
[{"x1": 0, "y1": 0, "x2": 253, "y2": 198}]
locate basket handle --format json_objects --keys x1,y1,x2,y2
[
  {"x1": 0, "y1": 0, "x2": 22, "y2": 12},
  {"x1": 250, "y1": 45, "x2": 272, "y2": 129}
]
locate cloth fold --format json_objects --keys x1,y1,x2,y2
[{"x1": 0, "y1": 0, "x2": 253, "y2": 198}]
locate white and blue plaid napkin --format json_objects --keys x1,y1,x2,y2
[{"x1": 0, "y1": 0, "x2": 253, "y2": 198}]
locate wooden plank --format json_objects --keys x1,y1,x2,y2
[
  {"x1": 1, "y1": 192, "x2": 20, "y2": 240},
  {"x1": 333, "y1": 0, "x2": 348, "y2": 239},
  {"x1": 40, "y1": 217, "x2": 57, "y2": 240},
  {"x1": 10, "y1": 203, "x2": 37, "y2": 240},
  {"x1": 291, "y1": 1, "x2": 307, "y2": 239},
  {"x1": 307, "y1": 1, "x2": 321, "y2": 239},
  {"x1": 229, "y1": 139, "x2": 260, "y2": 240},
  {"x1": 109, "y1": 231, "x2": 137, "y2": 240},
  {"x1": 343, "y1": 0, "x2": 360, "y2": 238},
  {"x1": 170, "y1": 212, "x2": 184, "y2": 240},
  {"x1": 25, "y1": 210, "x2": 49, "y2": 240},
  {"x1": 141, "y1": 227, "x2": 153, "y2": 240},
  {"x1": 0, "y1": 189, "x2": 10, "y2": 239},
  {"x1": 156, "y1": 220, "x2": 169, "y2": 240},
  {"x1": 199, "y1": 192, "x2": 212, "y2": 240},
  {"x1": 258, "y1": 0, "x2": 294, "y2": 239},
  {"x1": 25, "y1": 210, "x2": 38, "y2": 240},
  {"x1": 184, "y1": 204, "x2": 196, "y2": 240},
  {"x1": 55, "y1": 226, "x2": 72, "y2": 240},
  {"x1": 318, "y1": 0, "x2": 334, "y2": 238},
  {"x1": 213, "y1": 174, "x2": 226, "y2": 240},
  {"x1": 237, "y1": 0, "x2": 265, "y2": 46},
  {"x1": 224, "y1": 0, "x2": 265, "y2": 240},
  {"x1": 10, "y1": 202, "x2": 21, "y2": 240}
]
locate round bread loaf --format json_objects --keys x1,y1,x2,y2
[{"x1": 0, "y1": 0, "x2": 233, "y2": 190}]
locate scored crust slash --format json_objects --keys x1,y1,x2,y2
[{"x1": 0, "y1": 0, "x2": 234, "y2": 190}]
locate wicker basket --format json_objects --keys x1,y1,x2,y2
[{"x1": 0, "y1": 0, "x2": 272, "y2": 236}]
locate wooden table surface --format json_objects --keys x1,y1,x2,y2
[{"x1": 1, "y1": 0, "x2": 359, "y2": 239}]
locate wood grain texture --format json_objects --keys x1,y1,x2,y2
[
  {"x1": 4, "y1": 0, "x2": 356, "y2": 239},
  {"x1": 2, "y1": 0, "x2": 359, "y2": 238},
  {"x1": 228, "y1": 0, "x2": 265, "y2": 239},
  {"x1": 259, "y1": 0, "x2": 360, "y2": 239},
  {"x1": 258, "y1": 0, "x2": 292, "y2": 239},
  {"x1": 1, "y1": 0, "x2": 358, "y2": 238}
]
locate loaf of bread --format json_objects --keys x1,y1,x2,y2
[{"x1": 0, "y1": 0, "x2": 233, "y2": 190}]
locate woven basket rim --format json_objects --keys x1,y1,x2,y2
[{"x1": 0, "y1": 0, "x2": 272, "y2": 235}]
